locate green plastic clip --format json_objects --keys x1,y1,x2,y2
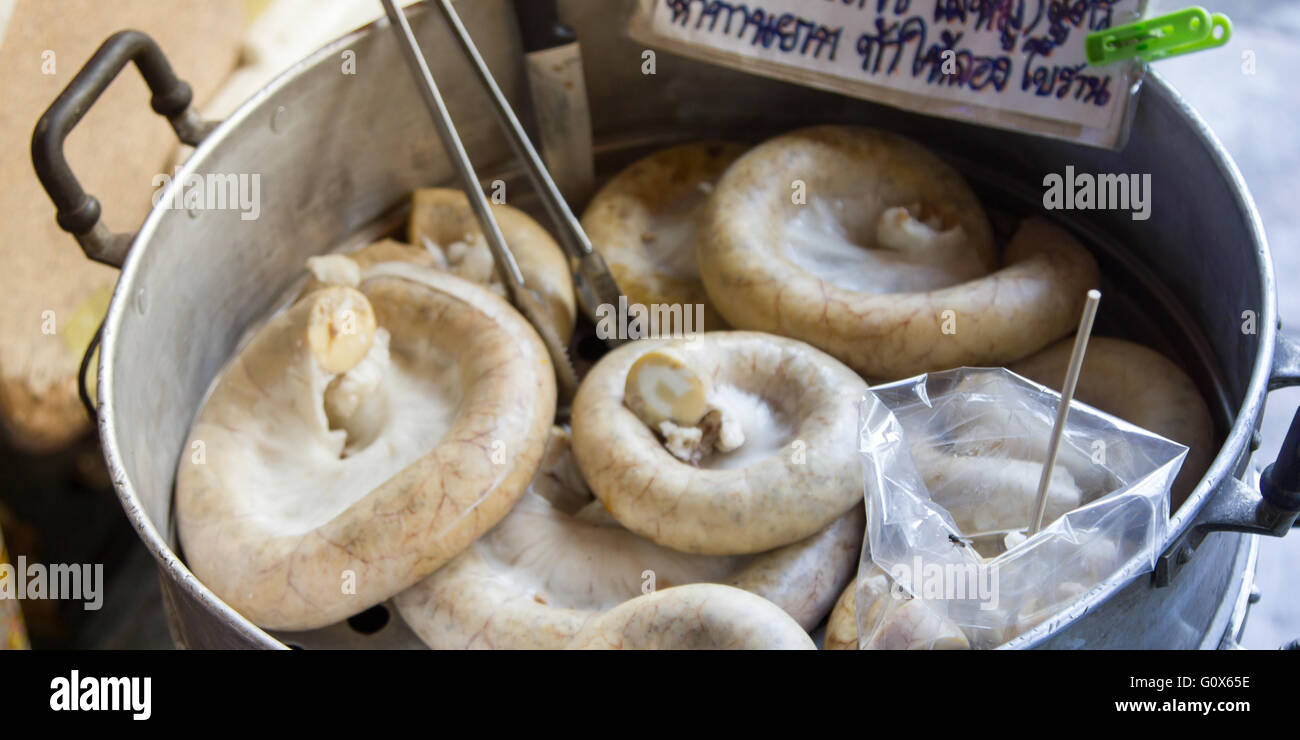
[{"x1": 1085, "y1": 6, "x2": 1231, "y2": 66}]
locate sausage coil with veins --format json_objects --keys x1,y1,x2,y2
[
  {"x1": 407, "y1": 187, "x2": 577, "y2": 342},
  {"x1": 564, "y1": 583, "x2": 816, "y2": 650},
  {"x1": 1010, "y1": 335, "x2": 1215, "y2": 508},
  {"x1": 394, "y1": 428, "x2": 863, "y2": 648},
  {"x1": 698, "y1": 125, "x2": 1099, "y2": 379},
  {"x1": 176, "y1": 258, "x2": 555, "y2": 631},
  {"x1": 571, "y1": 332, "x2": 867, "y2": 555},
  {"x1": 581, "y1": 142, "x2": 745, "y2": 330}
]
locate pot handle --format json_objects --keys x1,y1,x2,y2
[
  {"x1": 31, "y1": 29, "x2": 214, "y2": 268},
  {"x1": 1270, "y1": 331, "x2": 1300, "y2": 389},
  {"x1": 1155, "y1": 333, "x2": 1300, "y2": 586},
  {"x1": 1261, "y1": 331, "x2": 1300, "y2": 516}
]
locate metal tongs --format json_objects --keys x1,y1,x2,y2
[{"x1": 380, "y1": 0, "x2": 626, "y2": 403}]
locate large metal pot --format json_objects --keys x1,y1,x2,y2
[{"x1": 32, "y1": 0, "x2": 1300, "y2": 649}]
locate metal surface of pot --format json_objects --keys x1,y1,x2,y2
[{"x1": 33, "y1": 0, "x2": 1300, "y2": 649}]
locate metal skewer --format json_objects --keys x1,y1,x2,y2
[
  {"x1": 434, "y1": 0, "x2": 625, "y2": 344},
  {"x1": 1027, "y1": 289, "x2": 1102, "y2": 536},
  {"x1": 380, "y1": 0, "x2": 578, "y2": 401}
]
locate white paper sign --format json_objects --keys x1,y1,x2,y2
[{"x1": 629, "y1": 0, "x2": 1146, "y2": 148}]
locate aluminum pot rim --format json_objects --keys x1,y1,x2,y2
[
  {"x1": 1003, "y1": 72, "x2": 1277, "y2": 649},
  {"x1": 94, "y1": 11, "x2": 397, "y2": 650},
  {"x1": 95, "y1": 11, "x2": 1276, "y2": 648}
]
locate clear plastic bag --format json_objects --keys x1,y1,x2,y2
[{"x1": 856, "y1": 368, "x2": 1185, "y2": 649}]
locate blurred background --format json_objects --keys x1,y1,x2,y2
[{"x1": 1, "y1": 0, "x2": 1295, "y2": 649}]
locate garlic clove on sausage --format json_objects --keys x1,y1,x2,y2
[{"x1": 305, "y1": 286, "x2": 377, "y2": 375}]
